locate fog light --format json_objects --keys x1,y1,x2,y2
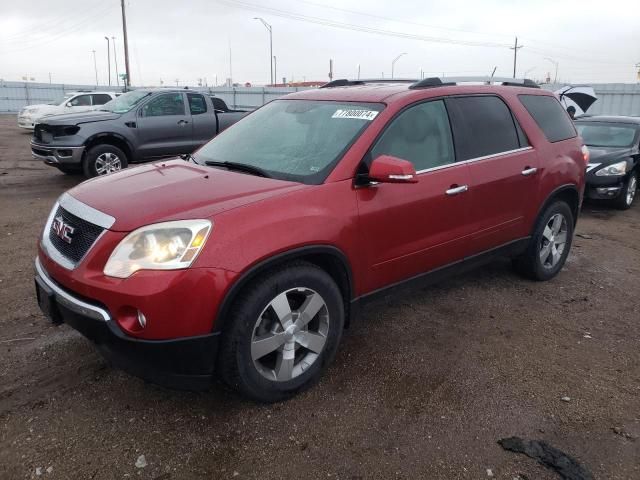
[{"x1": 137, "y1": 310, "x2": 147, "y2": 329}]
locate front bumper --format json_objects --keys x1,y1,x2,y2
[
  {"x1": 18, "y1": 115, "x2": 36, "y2": 129},
  {"x1": 585, "y1": 174, "x2": 625, "y2": 200},
  {"x1": 34, "y1": 257, "x2": 220, "y2": 390},
  {"x1": 31, "y1": 141, "x2": 85, "y2": 166}
]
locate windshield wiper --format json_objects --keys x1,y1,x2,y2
[
  {"x1": 181, "y1": 153, "x2": 198, "y2": 163},
  {"x1": 204, "y1": 160, "x2": 271, "y2": 178}
]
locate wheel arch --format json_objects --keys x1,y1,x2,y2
[
  {"x1": 84, "y1": 133, "x2": 134, "y2": 163},
  {"x1": 214, "y1": 245, "x2": 355, "y2": 332},
  {"x1": 534, "y1": 184, "x2": 581, "y2": 230}
]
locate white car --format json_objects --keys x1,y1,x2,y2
[{"x1": 17, "y1": 91, "x2": 119, "y2": 130}]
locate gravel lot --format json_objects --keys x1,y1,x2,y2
[{"x1": 1, "y1": 114, "x2": 639, "y2": 479}]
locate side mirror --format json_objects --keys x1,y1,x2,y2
[
  {"x1": 66, "y1": 102, "x2": 72, "y2": 108},
  {"x1": 368, "y1": 155, "x2": 418, "y2": 183}
]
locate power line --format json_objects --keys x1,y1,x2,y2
[{"x1": 214, "y1": 0, "x2": 512, "y2": 48}]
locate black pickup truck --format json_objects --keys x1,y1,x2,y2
[{"x1": 30, "y1": 89, "x2": 249, "y2": 177}]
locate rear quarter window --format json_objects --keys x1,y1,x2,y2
[{"x1": 518, "y1": 94, "x2": 576, "y2": 143}]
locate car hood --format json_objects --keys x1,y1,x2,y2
[
  {"x1": 67, "y1": 160, "x2": 306, "y2": 231},
  {"x1": 38, "y1": 110, "x2": 121, "y2": 125},
  {"x1": 587, "y1": 146, "x2": 635, "y2": 165},
  {"x1": 23, "y1": 103, "x2": 59, "y2": 112}
]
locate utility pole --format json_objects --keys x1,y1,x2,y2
[
  {"x1": 357, "y1": 64, "x2": 361, "y2": 80},
  {"x1": 328, "y1": 59, "x2": 333, "y2": 81},
  {"x1": 253, "y1": 18, "x2": 273, "y2": 85},
  {"x1": 229, "y1": 42, "x2": 233, "y2": 86},
  {"x1": 92, "y1": 50, "x2": 98, "y2": 85},
  {"x1": 104, "y1": 36, "x2": 111, "y2": 86},
  {"x1": 510, "y1": 37, "x2": 523, "y2": 78},
  {"x1": 121, "y1": 0, "x2": 131, "y2": 88},
  {"x1": 48, "y1": 72, "x2": 52, "y2": 84},
  {"x1": 112, "y1": 36, "x2": 120, "y2": 87}
]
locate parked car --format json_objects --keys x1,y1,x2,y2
[
  {"x1": 18, "y1": 91, "x2": 119, "y2": 130},
  {"x1": 30, "y1": 89, "x2": 248, "y2": 177},
  {"x1": 34, "y1": 77, "x2": 586, "y2": 402},
  {"x1": 575, "y1": 115, "x2": 639, "y2": 209}
]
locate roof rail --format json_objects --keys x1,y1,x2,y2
[
  {"x1": 410, "y1": 76, "x2": 539, "y2": 89},
  {"x1": 320, "y1": 78, "x2": 417, "y2": 88}
]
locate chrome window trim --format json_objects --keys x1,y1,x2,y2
[
  {"x1": 35, "y1": 257, "x2": 111, "y2": 322},
  {"x1": 415, "y1": 146, "x2": 533, "y2": 175},
  {"x1": 59, "y1": 192, "x2": 115, "y2": 229}
]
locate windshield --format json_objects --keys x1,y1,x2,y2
[
  {"x1": 195, "y1": 99, "x2": 384, "y2": 184},
  {"x1": 100, "y1": 90, "x2": 151, "y2": 113},
  {"x1": 576, "y1": 122, "x2": 638, "y2": 148}
]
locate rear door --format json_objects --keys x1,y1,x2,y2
[
  {"x1": 187, "y1": 93, "x2": 218, "y2": 150},
  {"x1": 355, "y1": 99, "x2": 474, "y2": 292},
  {"x1": 136, "y1": 92, "x2": 193, "y2": 158},
  {"x1": 446, "y1": 95, "x2": 538, "y2": 254}
]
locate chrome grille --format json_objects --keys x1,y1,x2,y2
[{"x1": 48, "y1": 205, "x2": 104, "y2": 265}]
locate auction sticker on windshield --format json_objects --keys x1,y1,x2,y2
[{"x1": 332, "y1": 109, "x2": 379, "y2": 121}]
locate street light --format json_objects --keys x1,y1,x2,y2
[
  {"x1": 391, "y1": 53, "x2": 407, "y2": 79},
  {"x1": 104, "y1": 36, "x2": 111, "y2": 86},
  {"x1": 545, "y1": 57, "x2": 559, "y2": 83},
  {"x1": 254, "y1": 17, "x2": 273, "y2": 85}
]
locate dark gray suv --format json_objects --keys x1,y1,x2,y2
[{"x1": 30, "y1": 89, "x2": 247, "y2": 177}]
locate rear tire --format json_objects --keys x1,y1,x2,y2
[
  {"x1": 613, "y1": 171, "x2": 637, "y2": 210},
  {"x1": 513, "y1": 201, "x2": 574, "y2": 281},
  {"x1": 83, "y1": 144, "x2": 128, "y2": 178},
  {"x1": 218, "y1": 262, "x2": 344, "y2": 403}
]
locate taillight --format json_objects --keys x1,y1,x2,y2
[{"x1": 581, "y1": 145, "x2": 590, "y2": 164}]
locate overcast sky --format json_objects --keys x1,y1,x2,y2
[{"x1": 1, "y1": 0, "x2": 638, "y2": 86}]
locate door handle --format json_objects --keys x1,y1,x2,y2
[
  {"x1": 445, "y1": 184, "x2": 468, "y2": 196},
  {"x1": 177, "y1": 120, "x2": 189, "y2": 126},
  {"x1": 521, "y1": 167, "x2": 537, "y2": 176}
]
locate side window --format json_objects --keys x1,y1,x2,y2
[
  {"x1": 370, "y1": 100, "x2": 455, "y2": 172},
  {"x1": 142, "y1": 93, "x2": 186, "y2": 117},
  {"x1": 187, "y1": 94, "x2": 207, "y2": 115},
  {"x1": 519, "y1": 94, "x2": 577, "y2": 143},
  {"x1": 446, "y1": 96, "x2": 520, "y2": 161},
  {"x1": 211, "y1": 97, "x2": 229, "y2": 112},
  {"x1": 92, "y1": 93, "x2": 113, "y2": 105},
  {"x1": 69, "y1": 94, "x2": 92, "y2": 107}
]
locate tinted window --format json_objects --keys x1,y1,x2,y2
[
  {"x1": 519, "y1": 94, "x2": 576, "y2": 143},
  {"x1": 370, "y1": 100, "x2": 455, "y2": 171},
  {"x1": 92, "y1": 93, "x2": 112, "y2": 105},
  {"x1": 211, "y1": 97, "x2": 229, "y2": 112},
  {"x1": 188, "y1": 94, "x2": 207, "y2": 115},
  {"x1": 446, "y1": 96, "x2": 520, "y2": 160},
  {"x1": 69, "y1": 95, "x2": 92, "y2": 107},
  {"x1": 142, "y1": 93, "x2": 185, "y2": 117}
]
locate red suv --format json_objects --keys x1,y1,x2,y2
[{"x1": 35, "y1": 78, "x2": 586, "y2": 402}]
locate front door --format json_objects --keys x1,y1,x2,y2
[
  {"x1": 136, "y1": 92, "x2": 193, "y2": 158},
  {"x1": 356, "y1": 99, "x2": 475, "y2": 293},
  {"x1": 445, "y1": 95, "x2": 539, "y2": 254}
]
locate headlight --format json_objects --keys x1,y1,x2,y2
[
  {"x1": 103, "y1": 220, "x2": 212, "y2": 278},
  {"x1": 595, "y1": 161, "x2": 627, "y2": 176}
]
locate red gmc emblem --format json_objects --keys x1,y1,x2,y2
[{"x1": 52, "y1": 216, "x2": 75, "y2": 244}]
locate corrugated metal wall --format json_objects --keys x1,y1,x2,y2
[
  {"x1": 0, "y1": 81, "x2": 310, "y2": 113},
  {"x1": 2, "y1": 80, "x2": 639, "y2": 115}
]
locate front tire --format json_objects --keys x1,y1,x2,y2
[
  {"x1": 218, "y1": 262, "x2": 344, "y2": 403},
  {"x1": 513, "y1": 201, "x2": 574, "y2": 281},
  {"x1": 83, "y1": 144, "x2": 128, "y2": 178},
  {"x1": 613, "y1": 171, "x2": 637, "y2": 210}
]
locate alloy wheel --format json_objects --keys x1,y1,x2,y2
[
  {"x1": 539, "y1": 213, "x2": 568, "y2": 269},
  {"x1": 251, "y1": 287, "x2": 329, "y2": 382},
  {"x1": 95, "y1": 152, "x2": 122, "y2": 175}
]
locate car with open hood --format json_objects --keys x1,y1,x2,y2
[{"x1": 34, "y1": 77, "x2": 586, "y2": 402}]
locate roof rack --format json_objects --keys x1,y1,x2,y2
[
  {"x1": 410, "y1": 76, "x2": 539, "y2": 89},
  {"x1": 320, "y1": 78, "x2": 417, "y2": 88}
]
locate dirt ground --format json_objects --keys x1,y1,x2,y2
[{"x1": 0, "y1": 114, "x2": 639, "y2": 480}]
